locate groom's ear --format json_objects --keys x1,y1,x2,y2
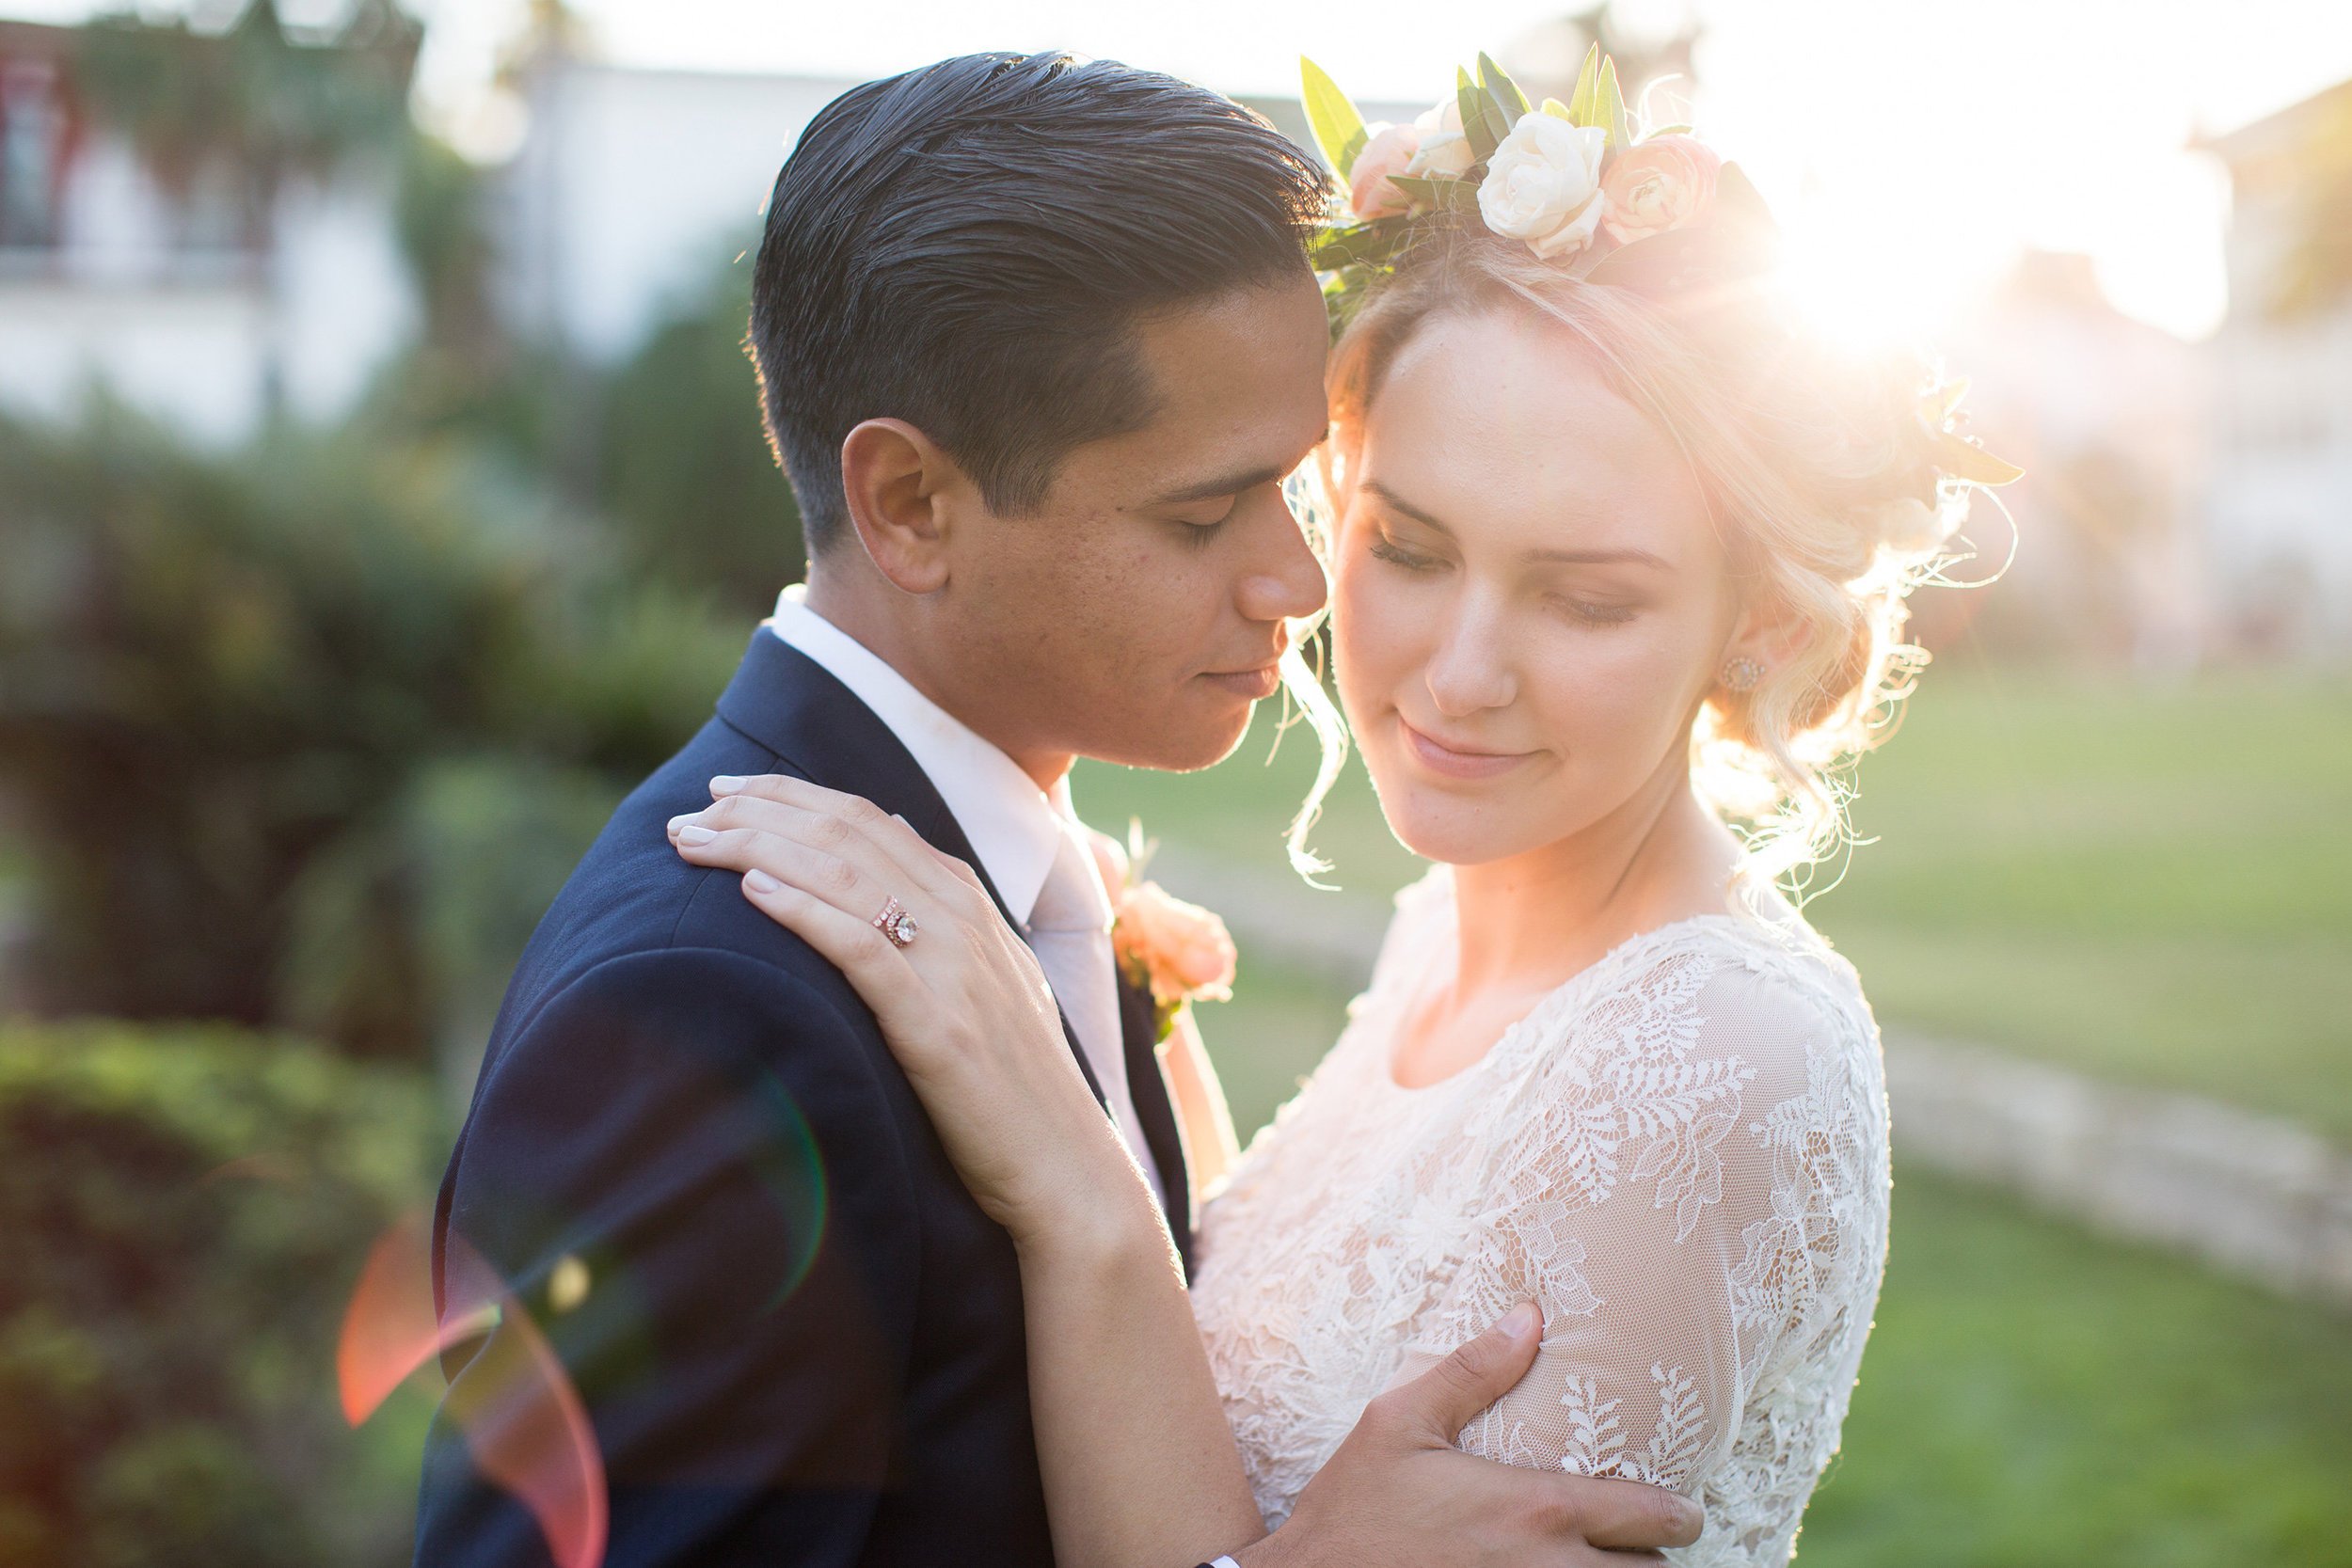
[{"x1": 838, "y1": 418, "x2": 974, "y2": 594}]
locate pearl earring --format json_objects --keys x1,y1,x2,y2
[{"x1": 1720, "y1": 656, "x2": 1765, "y2": 693}]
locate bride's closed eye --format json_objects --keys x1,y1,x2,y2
[
  {"x1": 1548, "y1": 593, "x2": 1640, "y2": 626},
  {"x1": 1367, "y1": 531, "x2": 1441, "y2": 571}
]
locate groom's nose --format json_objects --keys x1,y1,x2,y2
[{"x1": 1232, "y1": 488, "x2": 1329, "y2": 625}]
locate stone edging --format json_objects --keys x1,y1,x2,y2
[{"x1": 1886, "y1": 1036, "x2": 2352, "y2": 1307}]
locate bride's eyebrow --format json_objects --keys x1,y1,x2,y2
[
  {"x1": 1363, "y1": 477, "x2": 1449, "y2": 533},
  {"x1": 1364, "y1": 477, "x2": 1669, "y2": 571}
]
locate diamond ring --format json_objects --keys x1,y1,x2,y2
[{"x1": 872, "y1": 896, "x2": 919, "y2": 949}]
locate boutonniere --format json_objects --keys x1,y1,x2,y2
[{"x1": 1100, "y1": 822, "x2": 1237, "y2": 1041}]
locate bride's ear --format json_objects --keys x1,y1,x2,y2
[
  {"x1": 1718, "y1": 587, "x2": 1815, "y2": 689},
  {"x1": 838, "y1": 418, "x2": 972, "y2": 595}
]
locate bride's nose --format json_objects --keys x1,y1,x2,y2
[{"x1": 1423, "y1": 592, "x2": 1517, "y2": 718}]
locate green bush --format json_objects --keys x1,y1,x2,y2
[
  {"x1": 0, "y1": 404, "x2": 741, "y2": 1058},
  {"x1": 594, "y1": 250, "x2": 805, "y2": 621},
  {"x1": 0, "y1": 1021, "x2": 439, "y2": 1567}
]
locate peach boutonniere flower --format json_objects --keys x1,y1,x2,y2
[{"x1": 1099, "y1": 823, "x2": 1238, "y2": 1041}]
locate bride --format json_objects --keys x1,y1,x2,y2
[{"x1": 669, "y1": 54, "x2": 2012, "y2": 1568}]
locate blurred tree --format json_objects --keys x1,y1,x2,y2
[
  {"x1": 0, "y1": 1022, "x2": 437, "y2": 1567},
  {"x1": 0, "y1": 403, "x2": 740, "y2": 1058},
  {"x1": 72, "y1": 0, "x2": 424, "y2": 414},
  {"x1": 594, "y1": 251, "x2": 806, "y2": 620},
  {"x1": 72, "y1": 0, "x2": 421, "y2": 248}
]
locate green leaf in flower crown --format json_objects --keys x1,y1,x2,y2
[
  {"x1": 1542, "y1": 96, "x2": 1574, "y2": 121},
  {"x1": 1308, "y1": 220, "x2": 1398, "y2": 271},
  {"x1": 1389, "y1": 174, "x2": 1481, "y2": 214},
  {"x1": 1478, "y1": 52, "x2": 1532, "y2": 123},
  {"x1": 1300, "y1": 56, "x2": 1370, "y2": 180},
  {"x1": 1596, "y1": 55, "x2": 1631, "y2": 150},
  {"x1": 1646, "y1": 122, "x2": 1694, "y2": 138},
  {"x1": 1565, "y1": 43, "x2": 1602, "y2": 127},
  {"x1": 1928, "y1": 377, "x2": 1972, "y2": 422},
  {"x1": 1930, "y1": 429, "x2": 2025, "y2": 486},
  {"x1": 1457, "y1": 67, "x2": 1502, "y2": 163}
]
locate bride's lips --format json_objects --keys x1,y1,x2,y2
[
  {"x1": 1397, "y1": 715, "x2": 1537, "y2": 780},
  {"x1": 1201, "y1": 660, "x2": 1283, "y2": 701}
]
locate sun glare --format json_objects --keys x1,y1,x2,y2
[{"x1": 1777, "y1": 206, "x2": 1954, "y2": 356}]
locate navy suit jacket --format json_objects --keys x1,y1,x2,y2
[{"x1": 414, "y1": 632, "x2": 1193, "y2": 1568}]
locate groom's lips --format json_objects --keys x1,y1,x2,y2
[{"x1": 1201, "y1": 661, "x2": 1283, "y2": 701}]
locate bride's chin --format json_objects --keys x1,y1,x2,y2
[{"x1": 1369, "y1": 778, "x2": 1525, "y2": 867}]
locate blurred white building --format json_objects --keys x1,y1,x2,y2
[
  {"x1": 2201, "y1": 78, "x2": 2352, "y2": 654},
  {"x1": 2, "y1": 24, "x2": 1420, "y2": 434},
  {"x1": 496, "y1": 59, "x2": 850, "y2": 360},
  {"x1": 489, "y1": 59, "x2": 1419, "y2": 364},
  {"x1": 0, "y1": 19, "x2": 414, "y2": 445},
  {"x1": 1938, "y1": 250, "x2": 2206, "y2": 668}
]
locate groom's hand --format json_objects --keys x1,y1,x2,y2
[{"x1": 1233, "y1": 1303, "x2": 1704, "y2": 1568}]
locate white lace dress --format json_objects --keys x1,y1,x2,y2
[{"x1": 1190, "y1": 867, "x2": 1892, "y2": 1566}]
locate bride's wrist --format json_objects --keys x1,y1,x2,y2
[{"x1": 1008, "y1": 1155, "x2": 1175, "y2": 1275}]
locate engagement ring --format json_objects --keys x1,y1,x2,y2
[{"x1": 872, "y1": 896, "x2": 919, "y2": 948}]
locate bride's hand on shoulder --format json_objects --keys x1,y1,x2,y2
[{"x1": 666, "y1": 774, "x2": 1150, "y2": 1251}]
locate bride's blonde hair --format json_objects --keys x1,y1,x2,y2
[{"x1": 1283, "y1": 225, "x2": 1991, "y2": 891}]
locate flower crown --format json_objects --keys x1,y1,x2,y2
[{"x1": 1301, "y1": 48, "x2": 2023, "y2": 501}]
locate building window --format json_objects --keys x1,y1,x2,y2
[{"x1": 0, "y1": 56, "x2": 68, "y2": 248}]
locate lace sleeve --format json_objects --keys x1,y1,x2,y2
[{"x1": 1391, "y1": 945, "x2": 1876, "y2": 1497}]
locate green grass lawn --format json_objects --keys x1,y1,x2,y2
[
  {"x1": 1078, "y1": 658, "x2": 2352, "y2": 1139},
  {"x1": 1800, "y1": 1168, "x2": 2352, "y2": 1567}
]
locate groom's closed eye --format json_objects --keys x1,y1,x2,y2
[{"x1": 1172, "y1": 499, "x2": 1242, "y2": 537}]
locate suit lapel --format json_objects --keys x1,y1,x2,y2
[
  {"x1": 714, "y1": 632, "x2": 1111, "y2": 1110},
  {"x1": 1117, "y1": 971, "x2": 1195, "y2": 1276}
]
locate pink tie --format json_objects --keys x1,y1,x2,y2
[{"x1": 1025, "y1": 818, "x2": 1163, "y2": 1199}]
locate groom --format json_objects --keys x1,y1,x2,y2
[{"x1": 415, "y1": 52, "x2": 1700, "y2": 1568}]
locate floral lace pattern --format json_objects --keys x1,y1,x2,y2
[{"x1": 1191, "y1": 868, "x2": 1891, "y2": 1565}]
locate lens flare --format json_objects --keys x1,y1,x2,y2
[
  {"x1": 339, "y1": 1214, "x2": 609, "y2": 1568},
  {"x1": 749, "y1": 1072, "x2": 828, "y2": 1313}
]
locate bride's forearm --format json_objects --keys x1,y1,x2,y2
[{"x1": 1013, "y1": 1174, "x2": 1265, "y2": 1568}]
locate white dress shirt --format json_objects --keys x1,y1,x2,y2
[{"x1": 766, "y1": 586, "x2": 1165, "y2": 1200}]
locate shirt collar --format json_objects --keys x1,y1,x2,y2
[{"x1": 767, "y1": 585, "x2": 1067, "y2": 927}]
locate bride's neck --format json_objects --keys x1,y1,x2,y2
[{"x1": 1448, "y1": 768, "x2": 1736, "y2": 995}]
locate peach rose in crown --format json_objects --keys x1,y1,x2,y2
[
  {"x1": 1113, "y1": 880, "x2": 1237, "y2": 1007},
  {"x1": 1348, "y1": 121, "x2": 1422, "y2": 221},
  {"x1": 1599, "y1": 134, "x2": 1722, "y2": 244},
  {"x1": 1406, "y1": 98, "x2": 1476, "y2": 180}
]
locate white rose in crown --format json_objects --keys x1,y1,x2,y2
[
  {"x1": 1477, "y1": 113, "x2": 1609, "y2": 260},
  {"x1": 1095, "y1": 824, "x2": 1237, "y2": 1041}
]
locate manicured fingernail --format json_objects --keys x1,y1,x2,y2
[
  {"x1": 675, "y1": 825, "x2": 716, "y2": 846},
  {"x1": 1500, "y1": 1302, "x2": 1539, "y2": 1339},
  {"x1": 666, "y1": 814, "x2": 692, "y2": 834},
  {"x1": 743, "y1": 868, "x2": 780, "y2": 894},
  {"x1": 709, "y1": 775, "x2": 747, "y2": 796}
]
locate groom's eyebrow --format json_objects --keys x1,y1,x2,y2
[
  {"x1": 1148, "y1": 463, "x2": 1290, "y2": 507},
  {"x1": 1364, "y1": 478, "x2": 1671, "y2": 571}
]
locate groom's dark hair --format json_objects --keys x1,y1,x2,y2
[{"x1": 751, "y1": 51, "x2": 1328, "y2": 553}]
